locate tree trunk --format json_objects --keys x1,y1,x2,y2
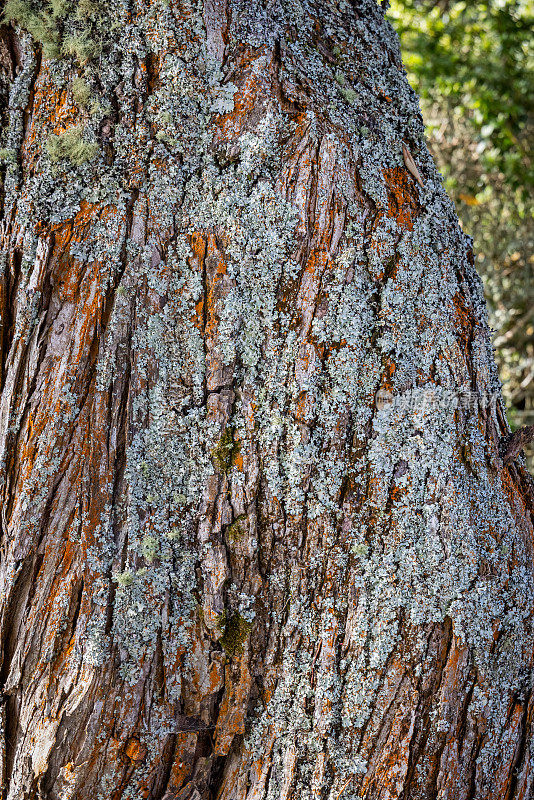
[{"x1": 1, "y1": 2, "x2": 533, "y2": 798}]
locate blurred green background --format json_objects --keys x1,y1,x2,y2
[{"x1": 389, "y1": 0, "x2": 534, "y2": 466}]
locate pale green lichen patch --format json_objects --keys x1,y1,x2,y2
[
  {"x1": 351, "y1": 543, "x2": 369, "y2": 559},
  {"x1": 71, "y1": 76, "x2": 92, "y2": 107},
  {"x1": 3, "y1": 0, "x2": 62, "y2": 58},
  {"x1": 140, "y1": 535, "x2": 158, "y2": 565},
  {"x1": 46, "y1": 126, "x2": 98, "y2": 165},
  {"x1": 3, "y1": 0, "x2": 105, "y2": 62},
  {"x1": 111, "y1": 569, "x2": 134, "y2": 588},
  {"x1": 0, "y1": 148, "x2": 17, "y2": 163}
]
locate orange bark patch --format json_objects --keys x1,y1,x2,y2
[
  {"x1": 383, "y1": 166, "x2": 419, "y2": 231},
  {"x1": 375, "y1": 360, "x2": 397, "y2": 398},
  {"x1": 452, "y1": 289, "x2": 475, "y2": 351},
  {"x1": 214, "y1": 657, "x2": 253, "y2": 756},
  {"x1": 125, "y1": 737, "x2": 148, "y2": 762},
  {"x1": 233, "y1": 451, "x2": 244, "y2": 471},
  {"x1": 211, "y1": 45, "x2": 271, "y2": 143},
  {"x1": 22, "y1": 71, "x2": 79, "y2": 172},
  {"x1": 189, "y1": 230, "x2": 207, "y2": 335},
  {"x1": 203, "y1": 232, "x2": 232, "y2": 341},
  {"x1": 47, "y1": 201, "x2": 116, "y2": 303}
]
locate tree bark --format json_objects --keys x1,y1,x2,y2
[{"x1": 0, "y1": 2, "x2": 533, "y2": 799}]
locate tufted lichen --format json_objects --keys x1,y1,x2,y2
[
  {"x1": 112, "y1": 569, "x2": 134, "y2": 589},
  {"x1": 71, "y1": 76, "x2": 92, "y2": 106},
  {"x1": 46, "y1": 126, "x2": 98, "y2": 165}
]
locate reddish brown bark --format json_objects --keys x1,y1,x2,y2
[{"x1": 0, "y1": 2, "x2": 533, "y2": 799}]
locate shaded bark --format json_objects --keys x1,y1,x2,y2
[{"x1": 0, "y1": 2, "x2": 533, "y2": 799}]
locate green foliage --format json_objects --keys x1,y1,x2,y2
[
  {"x1": 390, "y1": 1, "x2": 533, "y2": 198},
  {"x1": 46, "y1": 126, "x2": 98, "y2": 165},
  {"x1": 390, "y1": 1, "x2": 534, "y2": 463}
]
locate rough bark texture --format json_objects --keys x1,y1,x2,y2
[{"x1": 0, "y1": 2, "x2": 533, "y2": 799}]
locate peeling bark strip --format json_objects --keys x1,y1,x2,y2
[{"x1": 0, "y1": 2, "x2": 533, "y2": 799}]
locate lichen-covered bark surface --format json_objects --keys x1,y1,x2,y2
[{"x1": 0, "y1": 1, "x2": 533, "y2": 799}]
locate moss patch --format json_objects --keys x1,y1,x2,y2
[
  {"x1": 351, "y1": 543, "x2": 369, "y2": 559},
  {"x1": 112, "y1": 569, "x2": 134, "y2": 588},
  {"x1": 3, "y1": 0, "x2": 62, "y2": 58},
  {"x1": 211, "y1": 426, "x2": 240, "y2": 472},
  {"x1": 220, "y1": 613, "x2": 252, "y2": 657},
  {"x1": 140, "y1": 534, "x2": 158, "y2": 564},
  {"x1": 0, "y1": 148, "x2": 17, "y2": 164},
  {"x1": 225, "y1": 515, "x2": 247, "y2": 544}
]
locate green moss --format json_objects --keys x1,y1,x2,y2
[
  {"x1": 46, "y1": 126, "x2": 98, "y2": 165},
  {"x1": 75, "y1": 0, "x2": 101, "y2": 18},
  {"x1": 3, "y1": 0, "x2": 38, "y2": 27},
  {"x1": 49, "y1": 0, "x2": 71, "y2": 16},
  {"x1": 88, "y1": 100, "x2": 103, "y2": 117},
  {"x1": 351, "y1": 543, "x2": 369, "y2": 559},
  {"x1": 220, "y1": 613, "x2": 252, "y2": 657},
  {"x1": 72, "y1": 77, "x2": 92, "y2": 107},
  {"x1": 211, "y1": 425, "x2": 240, "y2": 472},
  {"x1": 211, "y1": 426, "x2": 240, "y2": 472},
  {"x1": 3, "y1": 0, "x2": 101, "y2": 63},
  {"x1": 225, "y1": 515, "x2": 246, "y2": 543},
  {"x1": 156, "y1": 130, "x2": 175, "y2": 145}
]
